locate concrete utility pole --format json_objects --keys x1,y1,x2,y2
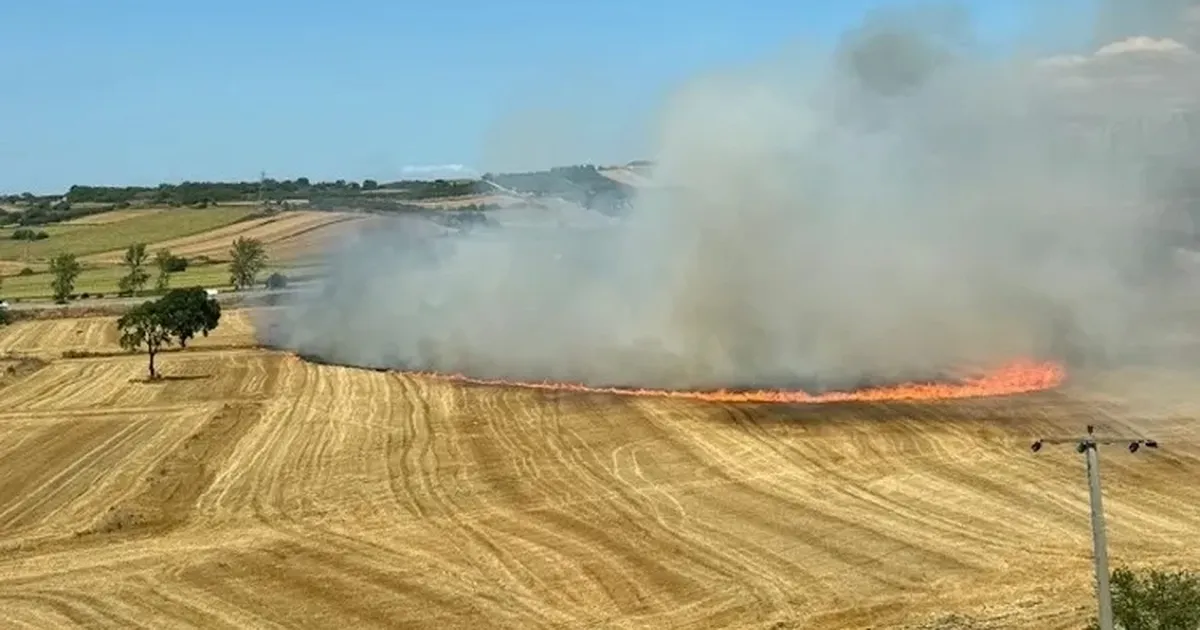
[{"x1": 1031, "y1": 425, "x2": 1158, "y2": 630}]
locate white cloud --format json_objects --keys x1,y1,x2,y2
[
  {"x1": 399, "y1": 164, "x2": 477, "y2": 179},
  {"x1": 1031, "y1": 34, "x2": 1200, "y2": 113},
  {"x1": 1095, "y1": 35, "x2": 1193, "y2": 55},
  {"x1": 1037, "y1": 35, "x2": 1196, "y2": 69}
]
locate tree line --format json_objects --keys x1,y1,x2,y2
[
  {"x1": 0, "y1": 164, "x2": 641, "y2": 229},
  {"x1": 6, "y1": 178, "x2": 481, "y2": 207},
  {"x1": 0, "y1": 179, "x2": 482, "y2": 228},
  {"x1": 2, "y1": 165, "x2": 640, "y2": 213},
  {"x1": 0, "y1": 200, "x2": 115, "y2": 227},
  {"x1": 39, "y1": 236, "x2": 273, "y2": 304},
  {"x1": 0, "y1": 165, "x2": 641, "y2": 207}
]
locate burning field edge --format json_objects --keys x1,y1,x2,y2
[{"x1": 290, "y1": 352, "x2": 1068, "y2": 404}]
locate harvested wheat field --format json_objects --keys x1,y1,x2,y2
[
  {"x1": 82, "y1": 211, "x2": 366, "y2": 265},
  {"x1": 61, "y1": 208, "x2": 167, "y2": 225},
  {"x1": 1, "y1": 314, "x2": 1199, "y2": 629},
  {"x1": 0, "y1": 310, "x2": 258, "y2": 359}
]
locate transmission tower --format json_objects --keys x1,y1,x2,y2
[
  {"x1": 258, "y1": 170, "x2": 266, "y2": 209},
  {"x1": 1030, "y1": 425, "x2": 1159, "y2": 630}
]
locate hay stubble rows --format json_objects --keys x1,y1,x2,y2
[{"x1": 0, "y1": 314, "x2": 1199, "y2": 629}]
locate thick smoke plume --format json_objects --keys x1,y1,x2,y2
[{"x1": 262, "y1": 1, "x2": 1200, "y2": 392}]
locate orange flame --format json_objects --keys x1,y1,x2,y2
[{"x1": 396, "y1": 359, "x2": 1066, "y2": 403}]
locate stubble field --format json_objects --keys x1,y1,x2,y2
[{"x1": 0, "y1": 312, "x2": 1199, "y2": 629}]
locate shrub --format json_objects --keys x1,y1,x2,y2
[
  {"x1": 164, "y1": 255, "x2": 188, "y2": 272},
  {"x1": 17, "y1": 267, "x2": 33, "y2": 276},
  {"x1": 10, "y1": 228, "x2": 44, "y2": 241},
  {"x1": 265, "y1": 272, "x2": 288, "y2": 289},
  {"x1": 1091, "y1": 566, "x2": 1200, "y2": 630}
]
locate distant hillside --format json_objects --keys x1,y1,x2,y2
[
  {"x1": 0, "y1": 162, "x2": 652, "y2": 227},
  {"x1": 482, "y1": 165, "x2": 637, "y2": 216}
]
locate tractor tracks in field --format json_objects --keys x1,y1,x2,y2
[{"x1": 80, "y1": 401, "x2": 266, "y2": 539}]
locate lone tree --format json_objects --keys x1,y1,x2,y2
[
  {"x1": 156, "y1": 286, "x2": 221, "y2": 348},
  {"x1": 116, "y1": 301, "x2": 172, "y2": 379},
  {"x1": 119, "y1": 242, "x2": 150, "y2": 296},
  {"x1": 116, "y1": 287, "x2": 222, "y2": 379},
  {"x1": 48, "y1": 252, "x2": 81, "y2": 303},
  {"x1": 229, "y1": 237, "x2": 267, "y2": 290}
]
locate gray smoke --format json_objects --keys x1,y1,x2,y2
[{"x1": 261, "y1": 1, "x2": 1200, "y2": 392}]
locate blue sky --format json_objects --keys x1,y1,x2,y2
[{"x1": 0, "y1": 0, "x2": 1093, "y2": 194}]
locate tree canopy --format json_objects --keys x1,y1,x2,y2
[
  {"x1": 116, "y1": 302, "x2": 173, "y2": 380},
  {"x1": 119, "y1": 243, "x2": 150, "y2": 296},
  {"x1": 1096, "y1": 565, "x2": 1200, "y2": 630},
  {"x1": 48, "y1": 253, "x2": 81, "y2": 303},
  {"x1": 116, "y1": 288, "x2": 222, "y2": 379},
  {"x1": 229, "y1": 237, "x2": 268, "y2": 290},
  {"x1": 156, "y1": 286, "x2": 221, "y2": 348}
]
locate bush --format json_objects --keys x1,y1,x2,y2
[
  {"x1": 265, "y1": 272, "x2": 288, "y2": 289},
  {"x1": 80, "y1": 292, "x2": 90, "y2": 299},
  {"x1": 10, "y1": 228, "x2": 46, "y2": 241},
  {"x1": 1091, "y1": 566, "x2": 1200, "y2": 630},
  {"x1": 17, "y1": 267, "x2": 33, "y2": 276},
  {"x1": 164, "y1": 255, "x2": 188, "y2": 272}
]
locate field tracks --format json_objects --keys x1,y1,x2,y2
[
  {"x1": 0, "y1": 312, "x2": 1199, "y2": 628},
  {"x1": 82, "y1": 402, "x2": 265, "y2": 538}
]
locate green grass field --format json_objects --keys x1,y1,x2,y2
[
  {"x1": 0, "y1": 206, "x2": 257, "y2": 262},
  {"x1": 0, "y1": 263, "x2": 304, "y2": 300}
]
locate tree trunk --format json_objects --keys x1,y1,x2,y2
[{"x1": 148, "y1": 349, "x2": 157, "y2": 380}]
